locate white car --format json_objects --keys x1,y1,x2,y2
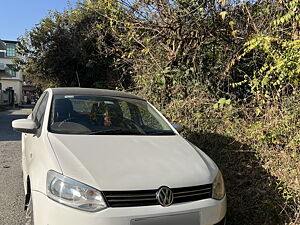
[{"x1": 12, "y1": 88, "x2": 226, "y2": 225}]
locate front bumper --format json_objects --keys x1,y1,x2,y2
[{"x1": 32, "y1": 191, "x2": 226, "y2": 225}]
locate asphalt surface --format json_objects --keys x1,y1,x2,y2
[{"x1": 0, "y1": 107, "x2": 32, "y2": 225}]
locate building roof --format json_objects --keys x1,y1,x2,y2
[
  {"x1": 1, "y1": 40, "x2": 19, "y2": 44},
  {"x1": 49, "y1": 88, "x2": 145, "y2": 101}
]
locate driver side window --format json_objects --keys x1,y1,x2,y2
[
  {"x1": 36, "y1": 93, "x2": 49, "y2": 128},
  {"x1": 32, "y1": 92, "x2": 46, "y2": 121}
]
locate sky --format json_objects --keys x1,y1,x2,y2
[{"x1": 0, "y1": 0, "x2": 81, "y2": 41}]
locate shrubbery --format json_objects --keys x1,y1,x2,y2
[{"x1": 161, "y1": 92, "x2": 300, "y2": 225}]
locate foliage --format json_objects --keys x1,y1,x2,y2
[
  {"x1": 236, "y1": 3, "x2": 300, "y2": 102},
  {"x1": 17, "y1": 1, "x2": 132, "y2": 89},
  {"x1": 115, "y1": 0, "x2": 243, "y2": 103}
]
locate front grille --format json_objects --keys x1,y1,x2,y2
[
  {"x1": 102, "y1": 184, "x2": 212, "y2": 207},
  {"x1": 172, "y1": 184, "x2": 212, "y2": 204}
]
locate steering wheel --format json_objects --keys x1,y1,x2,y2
[
  {"x1": 58, "y1": 117, "x2": 76, "y2": 127},
  {"x1": 123, "y1": 118, "x2": 145, "y2": 134}
]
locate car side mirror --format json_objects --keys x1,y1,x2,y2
[
  {"x1": 12, "y1": 119, "x2": 38, "y2": 134},
  {"x1": 172, "y1": 124, "x2": 183, "y2": 132}
]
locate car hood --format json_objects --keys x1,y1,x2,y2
[{"x1": 47, "y1": 133, "x2": 218, "y2": 191}]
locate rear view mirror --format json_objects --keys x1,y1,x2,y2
[
  {"x1": 12, "y1": 119, "x2": 38, "y2": 134},
  {"x1": 172, "y1": 124, "x2": 183, "y2": 132}
]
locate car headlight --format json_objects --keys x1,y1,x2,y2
[
  {"x1": 46, "y1": 170, "x2": 107, "y2": 212},
  {"x1": 212, "y1": 170, "x2": 225, "y2": 200}
]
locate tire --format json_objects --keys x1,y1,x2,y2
[{"x1": 25, "y1": 196, "x2": 34, "y2": 225}]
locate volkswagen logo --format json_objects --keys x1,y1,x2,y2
[{"x1": 156, "y1": 186, "x2": 174, "y2": 207}]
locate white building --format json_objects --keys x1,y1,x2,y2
[{"x1": 0, "y1": 39, "x2": 23, "y2": 105}]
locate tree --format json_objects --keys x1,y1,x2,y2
[{"x1": 17, "y1": 1, "x2": 132, "y2": 89}]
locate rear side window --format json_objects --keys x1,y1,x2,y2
[{"x1": 118, "y1": 101, "x2": 131, "y2": 120}]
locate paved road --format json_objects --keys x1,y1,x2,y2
[{"x1": 0, "y1": 108, "x2": 32, "y2": 225}]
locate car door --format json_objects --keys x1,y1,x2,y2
[{"x1": 23, "y1": 92, "x2": 49, "y2": 182}]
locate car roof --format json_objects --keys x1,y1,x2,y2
[{"x1": 48, "y1": 88, "x2": 145, "y2": 101}]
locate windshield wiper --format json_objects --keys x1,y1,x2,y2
[
  {"x1": 147, "y1": 130, "x2": 175, "y2": 135},
  {"x1": 88, "y1": 129, "x2": 144, "y2": 135}
]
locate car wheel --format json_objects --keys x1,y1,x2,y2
[{"x1": 25, "y1": 196, "x2": 34, "y2": 225}]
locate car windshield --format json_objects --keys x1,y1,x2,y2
[{"x1": 48, "y1": 95, "x2": 175, "y2": 135}]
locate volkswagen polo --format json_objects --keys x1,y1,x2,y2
[{"x1": 12, "y1": 88, "x2": 226, "y2": 225}]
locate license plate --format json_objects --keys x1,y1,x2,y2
[{"x1": 131, "y1": 212, "x2": 200, "y2": 225}]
